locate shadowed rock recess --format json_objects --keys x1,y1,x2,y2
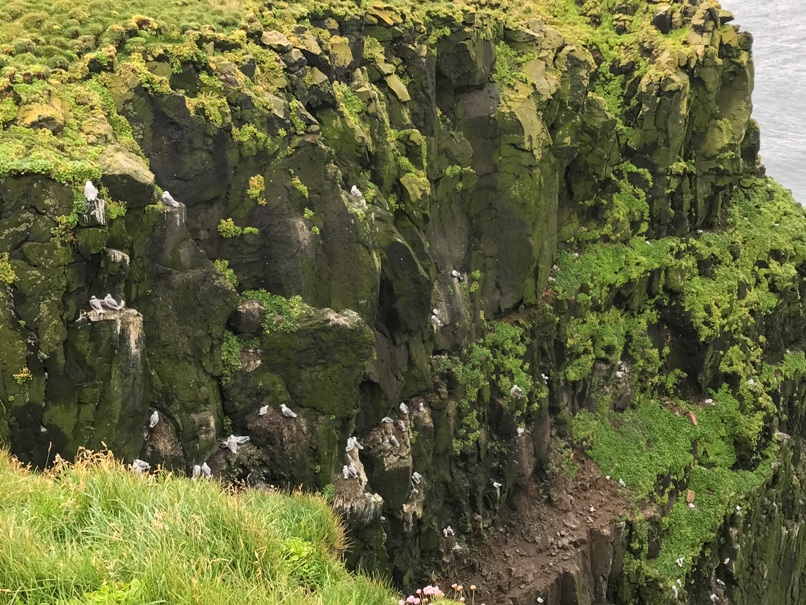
[{"x1": 2, "y1": 0, "x2": 806, "y2": 602}]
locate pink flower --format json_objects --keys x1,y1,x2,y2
[
  {"x1": 423, "y1": 586, "x2": 439, "y2": 596},
  {"x1": 460, "y1": 599, "x2": 465, "y2": 603},
  {"x1": 399, "y1": 600, "x2": 405, "y2": 605},
  {"x1": 406, "y1": 597, "x2": 421, "y2": 604}
]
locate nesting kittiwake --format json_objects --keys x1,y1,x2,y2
[
  {"x1": 705, "y1": 398, "x2": 714, "y2": 405},
  {"x1": 40, "y1": 425, "x2": 48, "y2": 433},
  {"x1": 710, "y1": 595, "x2": 719, "y2": 603},
  {"x1": 161, "y1": 191, "x2": 181, "y2": 207},
  {"x1": 259, "y1": 405, "x2": 269, "y2": 416},
  {"x1": 381, "y1": 416, "x2": 394, "y2": 424},
  {"x1": 747, "y1": 378, "x2": 756, "y2": 386},
  {"x1": 517, "y1": 427, "x2": 525, "y2": 437},
  {"x1": 418, "y1": 402, "x2": 425, "y2": 413},
  {"x1": 671, "y1": 586, "x2": 678, "y2": 599},
  {"x1": 537, "y1": 599, "x2": 544, "y2": 604},
  {"x1": 280, "y1": 404, "x2": 297, "y2": 418},
  {"x1": 201, "y1": 462, "x2": 212, "y2": 477},
  {"x1": 615, "y1": 370, "x2": 624, "y2": 379},
  {"x1": 131, "y1": 459, "x2": 150, "y2": 473},
  {"x1": 103, "y1": 294, "x2": 121, "y2": 310},
  {"x1": 716, "y1": 579, "x2": 725, "y2": 587},
  {"x1": 510, "y1": 384, "x2": 523, "y2": 398},
  {"x1": 89, "y1": 295, "x2": 105, "y2": 314},
  {"x1": 675, "y1": 557, "x2": 684, "y2": 567},
  {"x1": 398, "y1": 420, "x2": 407, "y2": 432},
  {"x1": 724, "y1": 558, "x2": 730, "y2": 565},
  {"x1": 342, "y1": 465, "x2": 351, "y2": 479},
  {"x1": 540, "y1": 373, "x2": 549, "y2": 382},
  {"x1": 84, "y1": 180, "x2": 99, "y2": 202},
  {"x1": 443, "y1": 526, "x2": 455, "y2": 537},
  {"x1": 411, "y1": 487, "x2": 419, "y2": 495},
  {"x1": 399, "y1": 402, "x2": 409, "y2": 414},
  {"x1": 221, "y1": 434, "x2": 250, "y2": 454},
  {"x1": 348, "y1": 463, "x2": 358, "y2": 478},
  {"x1": 149, "y1": 410, "x2": 160, "y2": 429},
  {"x1": 411, "y1": 471, "x2": 422, "y2": 485},
  {"x1": 493, "y1": 481, "x2": 502, "y2": 489},
  {"x1": 350, "y1": 185, "x2": 364, "y2": 199},
  {"x1": 192, "y1": 464, "x2": 202, "y2": 479},
  {"x1": 618, "y1": 478, "x2": 626, "y2": 487},
  {"x1": 345, "y1": 436, "x2": 363, "y2": 452},
  {"x1": 450, "y1": 269, "x2": 460, "y2": 278},
  {"x1": 389, "y1": 435, "x2": 400, "y2": 447}
]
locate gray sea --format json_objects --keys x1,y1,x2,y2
[{"x1": 722, "y1": 0, "x2": 806, "y2": 203}]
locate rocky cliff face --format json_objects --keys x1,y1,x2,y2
[{"x1": 1, "y1": 0, "x2": 805, "y2": 602}]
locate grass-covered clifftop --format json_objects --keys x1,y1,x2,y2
[{"x1": 0, "y1": 448, "x2": 397, "y2": 604}]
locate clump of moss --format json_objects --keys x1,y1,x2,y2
[
  {"x1": 218, "y1": 218, "x2": 258, "y2": 238},
  {"x1": 241, "y1": 289, "x2": 307, "y2": 334},
  {"x1": 213, "y1": 259, "x2": 238, "y2": 287},
  {"x1": 0, "y1": 252, "x2": 16, "y2": 284}
]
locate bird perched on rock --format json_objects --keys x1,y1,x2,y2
[
  {"x1": 192, "y1": 464, "x2": 202, "y2": 479},
  {"x1": 103, "y1": 294, "x2": 121, "y2": 310},
  {"x1": 342, "y1": 465, "x2": 351, "y2": 479},
  {"x1": 221, "y1": 435, "x2": 250, "y2": 454},
  {"x1": 348, "y1": 463, "x2": 359, "y2": 478},
  {"x1": 131, "y1": 459, "x2": 150, "y2": 474},
  {"x1": 350, "y1": 185, "x2": 364, "y2": 199},
  {"x1": 411, "y1": 471, "x2": 422, "y2": 485},
  {"x1": 201, "y1": 462, "x2": 212, "y2": 478},
  {"x1": 345, "y1": 436, "x2": 363, "y2": 452},
  {"x1": 280, "y1": 404, "x2": 297, "y2": 418},
  {"x1": 89, "y1": 295, "x2": 105, "y2": 314},
  {"x1": 398, "y1": 420, "x2": 407, "y2": 432},
  {"x1": 149, "y1": 410, "x2": 159, "y2": 429},
  {"x1": 675, "y1": 557, "x2": 684, "y2": 567},
  {"x1": 389, "y1": 435, "x2": 400, "y2": 448},
  {"x1": 710, "y1": 595, "x2": 719, "y2": 603},
  {"x1": 84, "y1": 180, "x2": 99, "y2": 202},
  {"x1": 716, "y1": 579, "x2": 725, "y2": 587},
  {"x1": 510, "y1": 384, "x2": 523, "y2": 398},
  {"x1": 418, "y1": 402, "x2": 425, "y2": 413},
  {"x1": 450, "y1": 269, "x2": 461, "y2": 278},
  {"x1": 381, "y1": 416, "x2": 394, "y2": 424},
  {"x1": 259, "y1": 405, "x2": 269, "y2": 416},
  {"x1": 443, "y1": 526, "x2": 455, "y2": 537},
  {"x1": 399, "y1": 402, "x2": 409, "y2": 414},
  {"x1": 517, "y1": 427, "x2": 525, "y2": 437},
  {"x1": 161, "y1": 191, "x2": 181, "y2": 207}
]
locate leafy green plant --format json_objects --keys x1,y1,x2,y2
[
  {"x1": 0, "y1": 252, "x2": 16, "y2": 284},
  {"x1": 213, "y1": 259, "x2": 238, "y2": 287},
  {"x1": 241, "y1": 290, "x2": 307, "y2": 334}
]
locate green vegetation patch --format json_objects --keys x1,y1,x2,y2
[
  {"x1": 0, "y1": 449, "x2": 396, "y2": 604},
  {"x1": 242, "y1": 289, "x2": 307, "y2": 334}
]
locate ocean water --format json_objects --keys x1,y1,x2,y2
[{"x1": 721, "y1": 0, "x2": 806, "y2": 203}]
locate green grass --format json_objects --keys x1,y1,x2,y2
[{"x1": 0, "y1": 448, "x2": 398, "y2": 605}]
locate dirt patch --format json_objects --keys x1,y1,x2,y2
[{"x1": 435, "y1": 448, "x2": 631, "y2": 604}]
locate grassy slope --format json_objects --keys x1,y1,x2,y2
[{"x1": 0, "y1": 449, "x2": 397, "y2": 605}]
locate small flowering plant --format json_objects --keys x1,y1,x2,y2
[{"x1": 398, "y1": 583, "x2": 481, "y2": 605}]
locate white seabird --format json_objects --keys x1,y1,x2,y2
[
  {"x1": 541, "y1": 373, "x2": 549, "y2": 382},
  {"x1": 280, "y1": 404, "x2": 297, "y2": 418},
  {"x1": 450, "y1": 269, "x2": 460, "y2": 278},
  {"x1": 716, "y1": 579, "x2": 725, "y2": 587},
  {"x1": 443, "y1": 526, "x2": 455, "y2": 537},
  {"x1": 399, "y1": 402, "x2": 409, "y2": 414},
  {"x1": 724, "y1": 558, "x2": 730, "y2": 565},
  {"x1": 221, "y1": 434, "x2": 250, "y2": 454},
  {"x1": 517, "y1": 427, "x2": 525, "y2": 437},
  {"x1": 675, "y1": 557, "x2": 684, "y2": 567},
  {"x1": 89, "y1": 295, "x2": 105, "y2": 314},
  {"x1": 201, "y1": 462, "x2": 212, "y2": 478},
  {"x1": 161, "y1": 191, "x2": 181, "y2": 207},
  {"x1": 131, "y1": 459, "x2": 150, "y2": 474},
  {"x1": 259, "y1": 405, "x2": 269, "y2": 416},
  {"x1": 103, "y1": 294, "x2": 121, "y2": 310},
  {"x1": 342, "y1": 465, "x2": 351, "y2": 479},
  {"x1": 710, "y1": 595, "x2": 719, "y2": 603},
  {"x1": 84, "y1": 180, "x2": 99, "y2": 202},
  {"x1": 672, "y1": 586, "x2": 678, "y2": 599},
  {"x1": 149, "y1": 410, "x2": 159, "y2": 429},
  {"x1": 381, "y1": 416, "x2": 394, "y2": 424},
  {"x1": 345, "y1": 436, "x2": 363, "y2": 452},
  {"x1": 510, "y1": 385, "x2": 523, "y2": 398},
  {"x1": 348, "y1": 463, "x2": 359, "y2": 479},
  {"x1": 411, "y1": 471, "x2": 422, "y2": 485},
  {"x1": 398, "y1": 420, "x2": 407, "y2": 432},
  {"x1": 418, "y1": 402, "x2": 425, "y2": 413},
  {"x1": 192, "y1": 464, "x2": 201, "y2": 479},
  {"x1": 705, "y1": 398, "x2": 714, "y2": 405},
  {"x1": 389, "y1": 435, "x2": 400, "y2": 447},
  {"x1": 350, "y1": 185, "x2": 364, "y2": 199}
]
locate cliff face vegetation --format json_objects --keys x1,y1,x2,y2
[{"x1": 2, "y1": 0, "x2": 806, "y2": 603}]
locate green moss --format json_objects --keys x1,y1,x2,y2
[
  {"x1": 221, "y1": 330, "x2": 242, "y2": 385},
  {"x1": 218, "y1": 218, "x2": 257, "y2": 238},
  {"x1": 213, "y1": 259, "x2": 238, "y2": 287},
  {"x1": 0, "y1": 253, "x2": 16, "y2": 284},
  {"x1": 247, "y1": 174, "x2": 265, "y2": 204},
  {"x1": 106, "y1": 200, "x2": 127, "y2": 220},
  {"x1": 291, "y1": 175, "x2": 309, "y2": 199},
  {"x1": 241, "y1": 290, "x2": 306, "y2": 334}
]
